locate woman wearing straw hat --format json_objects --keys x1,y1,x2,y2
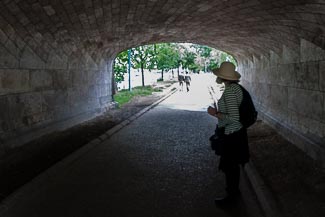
[{"x1": 207, "y1": 61, "x2": 249, "y2": 205}]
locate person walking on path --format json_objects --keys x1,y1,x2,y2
[
  {"x1": 178, "y1": 73, "x2": 185, "y2": 91},
  {"x1": 207, "y1": 62, "x2": 249, "y2": 206},
  {"x1": 184, "y1": 72, "x2": 191, "y2": 92}
]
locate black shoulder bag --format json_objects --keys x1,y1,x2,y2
[{"x1": 209, "y1": 125, "x2": 225, "y2": 156}]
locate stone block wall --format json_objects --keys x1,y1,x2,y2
[
  {"x1": 0, "y1": 43, "x2": 114, "y2": 150},
  {"x1": 238, "y1": 39, "x2": 325, "y2": 165}
]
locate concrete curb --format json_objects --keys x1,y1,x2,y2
[
  {"x1": 244, "y1": 162, "x2": 282, "y2": 217},
  {"x1": 0, "y1": 83, "x2": 178, "y2": 215}
]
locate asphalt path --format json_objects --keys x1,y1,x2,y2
[{"x1": 0, "y1": 74, "x2": 262, "y2": 217}]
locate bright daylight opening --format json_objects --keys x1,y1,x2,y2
[{"x1": 113, "y1": 43, "x2": 236, "y2": 111}]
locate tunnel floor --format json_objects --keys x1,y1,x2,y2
[
  {"x1": 0, "y1": 90, "x2": 165, "y2": 202},
  {"x1": 1, "y1": 77, "x2": 325, "y2": 217},
  {"x1": 248, "y1": 121, "x2": 325, "y2": 217}
]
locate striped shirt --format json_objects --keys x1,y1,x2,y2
[{"x1": 217, "y1": 83, "x2": 243, "y2": 135}]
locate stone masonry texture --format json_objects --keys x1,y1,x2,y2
[{"x1": 0, "y1": 0, "x2": 324, "y2": 163}]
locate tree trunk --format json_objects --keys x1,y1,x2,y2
[
  {"x1": 141, "y1": 63, "x2": 145, "y2": 87},
  {"x1": 161, "y1": 69, "x2": 164, "y2": 81}
]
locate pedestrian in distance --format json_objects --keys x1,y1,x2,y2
[
  {"x1": 178, "y1": 73, "x2": 185, "y2": 91},
  {"x1": 207, "y1": 62, "x2": 250, "y2": 206},
  {"x1": 184, "y1": 71, "x2": 191, "y2": 92}
]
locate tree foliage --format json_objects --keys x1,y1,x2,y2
[
  {"x1": 192, "y1": 44, "x2": 212, "y2": 58},
  {"x1": 207, "y1": 59, "x2": 219, "y2": 72},
  {"x1": 182, "y1": 50, "x2": 197, "y2": 72},
  {"x1": 113, "y1": 51, "x2": 128, "y2": 83}
]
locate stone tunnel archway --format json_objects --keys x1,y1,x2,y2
[{"x1": 0, "y1": 0, "x2": 324, "y2": 164}]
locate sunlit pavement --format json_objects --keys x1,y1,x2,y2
[
  {"x1": 161, "y1": 73, "x2": 221, "y2": 111},
  {"x1": 0, "y1": 74, "x2": 262, "y2": 217}
]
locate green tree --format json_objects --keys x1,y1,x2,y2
[
  {"x1": 168, "y1": 44, "x2": 181, "y2": 77},
  {"x1": 182, "y1": 50, "x2": 198, "y2": 73},
  {"x1": 113, "y1": 51, "x2": 128, "y2": 83},
  {"x1": 156, "y1": 43, "x2": 180, "y2": 80},
  {"x1": 146, "y1": 44, "x2": 158, "y2": 72},
  {"x1": 132, "y1": 45, "x2": 155, "y2": 87},
  {"x1": 169, "y1": 43, "x2": 183, "y2": 76}
]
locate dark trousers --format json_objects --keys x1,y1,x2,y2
[
  {"x1": 218, "y1": 128, "x2": 248, "y2": 195},
  {"x1": 223, "y1": 163, "x2": 240, "y2": 195}
]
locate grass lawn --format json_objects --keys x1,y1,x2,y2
[{"x1": 114, "y1": 85, "x2": 163, "y2": 107}]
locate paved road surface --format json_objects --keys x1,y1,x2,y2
[{"x1": 0, "y1": 74, "x2": 263, "y2": 217}]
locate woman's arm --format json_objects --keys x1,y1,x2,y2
[{"x1": 218, "y1": 89, "x2": 240, "y2": 123}]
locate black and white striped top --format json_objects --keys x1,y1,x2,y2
[{"x1": 217, "y1": 83, "x2": 243, "y2": 135}]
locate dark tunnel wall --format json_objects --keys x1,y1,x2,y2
[
  {"x1": 0, "y1": 0, "x2": 324, "y2": 164},
  {"x1": 239, "y1": 40, "x2": 325, "y2": 165}
]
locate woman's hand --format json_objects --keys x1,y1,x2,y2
[
  {"x1": 207, "y1": 106, "x2": 217, "y2": 116},
  {"x1": 207, "y1": 106, "x2": 223, "y2": 119}
]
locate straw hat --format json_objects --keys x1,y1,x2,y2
[{"x1": 213, "y1": 62, "x2": 241, "y2": 81}]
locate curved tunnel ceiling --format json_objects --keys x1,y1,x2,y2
[{"x1": 0, "y1": 0, "x2": 324, "y2": 61}]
